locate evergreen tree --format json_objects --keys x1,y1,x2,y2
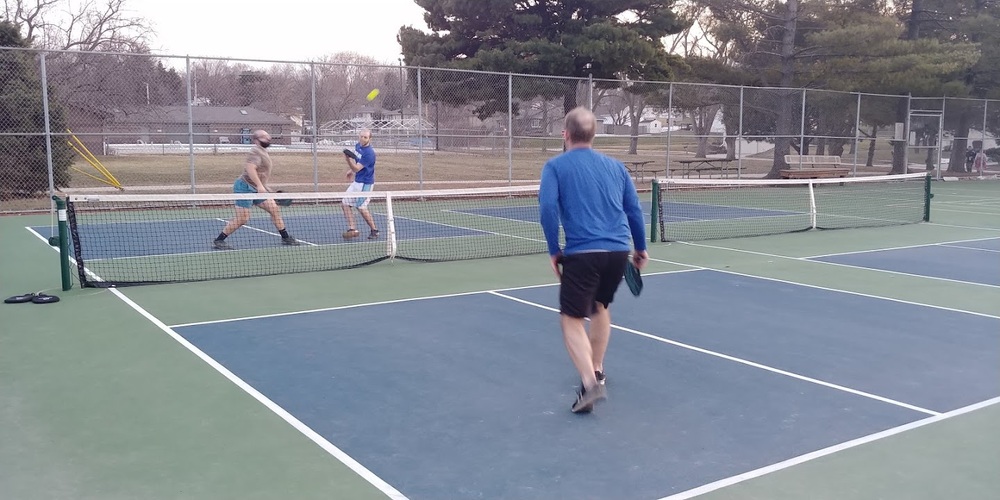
[
  {"x1": 0, "y1": 20, "x2": 72, "y2": 199},
  {"x1": 399, "y1": 0, "x2": 687, "y2": 117}
]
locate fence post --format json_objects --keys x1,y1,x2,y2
[
  {"x1": 902, "y1": 93, "x2": 911, "y2": 175},
  {"x1": 738, "y1": 85, "x2": 744, "y2": 178},
  {"x1": 417, "y1": 66, "x2": 425, "y2": 191},
  {"x1": 185, "y1": 56, "x2": 196, "y2": 193},
  {"x1": 587, "y1": 72, "x2": 593, "y2": 111},
  {"x1": 937, "y1": 97, "x2": 946, "y2": 180},
  {"x1": 799, "y1": 88, "x2": 806, "y2": 161},
  {"x1": 39, "y1": 52, "x2": 56, "y2": 214},
  {"x1": 508, "y1": 73, "x2": 513, "y2": 186},
  {"x1": 665, "y1": 83, "x2": 673, "y2": 178},
  {"x1": 982, "y1": 98, "x2": 989, "y2": 162},
  {"x1": 310, "y1": 62, "x2": 319, "y2": 191}
]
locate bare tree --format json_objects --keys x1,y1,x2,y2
[
  {"x1": 3, "y1": 0, "x2": 153, "y2": 51},
  {"x1": 313, "y1": 52, "x2": 388, "y2": 125}
]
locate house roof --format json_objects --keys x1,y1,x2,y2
[{"x1": 110, "y1": 106, "x2": 295, "y2": 126}]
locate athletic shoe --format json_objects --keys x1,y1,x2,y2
[
  {"x1": 368, "y1": 229, "x2": 379, "y2": 240},
  {"x1": 281, "y1": 236, "x2": 300, "y2": 246},
  {"x1": 342, "y1": 228, "x2": 360, "y2": 239},
  {"x1": 595, "y1": 370, "x2": 606, "y2": 386},
  {"x1": 571, "y1": 384, "x2": 607, "y2": 414},
  {"x1": 213, "y1": 239, "x2": 232, "y2": 250}
]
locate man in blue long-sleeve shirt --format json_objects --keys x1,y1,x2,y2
[{"x1": 539, "y1": 106, "x2": 649, "y2": 413}]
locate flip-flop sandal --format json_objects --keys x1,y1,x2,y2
[
  {"x1": 31, "y1": 293, "x2": 60, "y2": 304},
  {"x1": 4, "y1": 293, "x2": 36, "y2": 304}
]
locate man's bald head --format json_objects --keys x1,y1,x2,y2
[
  {"x1": 252, "y1": 129, "x2": 272, "y2": 148},
  {"x1": 564, "y1": 107, "x2": 597, "y2": 145}
]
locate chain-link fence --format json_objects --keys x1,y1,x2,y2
[{"x1": 2, "y1": 46, "x2": 998, "y2": 212}]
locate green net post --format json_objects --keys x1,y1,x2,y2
[
  {"x1": 53, "y1": 196, "x2": 72, "y2": 291},
  {"x1": 923, "y1": 174, "x2": 932, "y2": 222},
  {"x1": 650, "y1": 179, "x2": 659, "y2": 243}
]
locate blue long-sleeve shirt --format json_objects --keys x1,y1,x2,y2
[
  {"x1": 353, "y1": 143, "x2": 376, "y2": 184},
  {"x1": 539, "y1": 148, "x2": 647, "y2": 256}
]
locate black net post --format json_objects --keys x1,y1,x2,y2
[{"x1": 923, "y1": 174, "x2": 932, "y2": 222}]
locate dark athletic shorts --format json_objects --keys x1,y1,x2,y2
[{"x1": 559, "y1": 251, "x2": 629, "y2": 318}]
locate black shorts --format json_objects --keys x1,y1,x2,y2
[{"x1": 559, "y1": 251, "x2": 629, "y2": 318}]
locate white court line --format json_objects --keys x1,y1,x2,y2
[
  {"x1": 940, "y1": 244, "x2": 1000, "y2": 254},
  {"x1": 682, "y1": 241, "x2": 1000, "y2": 290},
  {"x1": 931, "y1": 207, "x2": 1000, "y2": 216},
  {"x1": 24, "y1": 226, "x2": 105, "y2": 284},
  {"x1": 214, "y1": 218, "x2": 320, "y2": 247},
  {"x1": 109, "y1": 289, "x2": 409, "y2": 500},
  {"x1": 488, "y1": 291, "x2": 940, "y2": 416},
  {"x1": 659, "y1": 397, "x2": 1000, "y2": 500},
  {"x1": 925, "y1": 221, "x2": 1000, "y2": 231},
  {"x1": 646, "y1": 255, "x2": 1000, "y2": 321},
  {"x1": 805, "y1": 236, "x2": 1000, "y2": 259},
  {"x1": 168, "y1": 268, "x2": 700, "y2": 328},
  {"x1": 392, "y1": 213, "x2": 547, "y2": 244},
  {"x1": 23, "y1": 226, "x2": 409, "y2": 498}
]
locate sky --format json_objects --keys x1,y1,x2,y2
[{"x1": 127, "y1": 0, "x2": 430, "y2": 64}]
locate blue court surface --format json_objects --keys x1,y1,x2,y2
[
  {"x1": 172, "y1": 270, "x2": 999, "y2": 500},
  {"x1": 455, "y1": 201, "x2": 654, "y2": 225},
  {"x1": 810, "y1": 237, "x2": 1000, "y2": 286},
  {"x1": 29, "y1": 213, "x2": 491, "y2": 260},
  {"x1": 661, "y1": 202, "x2": 799, "y2": 222}
]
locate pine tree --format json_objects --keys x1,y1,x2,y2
[
  {"x1": 0, "y1": 20, "x2": 73, "y2": 199},
  {"x1": 399, "y1": 0, "x2": 686, "y2": 117}
]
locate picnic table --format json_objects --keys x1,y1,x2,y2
[
  {"x1": 622, "y1": 160, "x2": 664, "y2": 182},
  {"x1": 675, "y1": 158, "x2": 735, "y2": 178}
]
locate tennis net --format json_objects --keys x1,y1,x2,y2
[
  {"x1": 65, "y1": 185, "x2": 546, "y2": 287},
  {"x1": 651, "y1": 173, "x2": 931, "y2": 242}
]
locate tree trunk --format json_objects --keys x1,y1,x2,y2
[
  {"x1": 563, "y1": 87, "x2": 578, "y2": 115},
  {"x1": 693, "y1": 104, "x2": 721, "y2": 158},
  {"x1": 891, "y1": 0, "x2": 924, "y2": 174},
  {"x1": 948, "y1": 115, "x2": 971, "y2": 173},
  {"x1": 723, "y1": 104, "x2": 739, "y2": 160},
  {"x1": 925, "y1": 133, "x2": 936, "y2": 170},
  {"x1": 725, "y1": 136, "x2": 737, "y2": 160},
  {"x1": 766, "y1": 0, "x2": 799, "y2": 179},
  {"x1": 829, "y1": 139, "x2": 846, "y2": 158},
  {"x1": 866, "y1": 127, "x2": 878, "y2": 167}
]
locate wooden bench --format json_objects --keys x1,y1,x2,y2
[{"x1": 780, "y1": 155, "x2": 851, "y2": 179}]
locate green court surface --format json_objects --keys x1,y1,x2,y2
[{"x1": 1, "y1": 180, "x2": 998, "y2": 499}]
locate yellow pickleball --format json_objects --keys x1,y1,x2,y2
[{"x1": 367, "y1": 89, "x2": 380, "y2": 101}]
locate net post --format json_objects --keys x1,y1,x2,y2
[
  {"x1": 923, "y1": 174, "x2": 932, "y2": 222},
  {"x1": 52, "y1": 196, "x2": 72, "y2": 291},
  {"x1": 808, "y1": 181, "x2": 817, "y2": 230},
  {"x1": 650, "y1": 179, "x2": 660, "y2": 243},
  {"x1": 385, "y1": 193, "x2": 397, "y2": 260}
]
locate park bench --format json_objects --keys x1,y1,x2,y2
[{"x1": 780, "y1": 155, "x2": 851, "y2": 179}]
